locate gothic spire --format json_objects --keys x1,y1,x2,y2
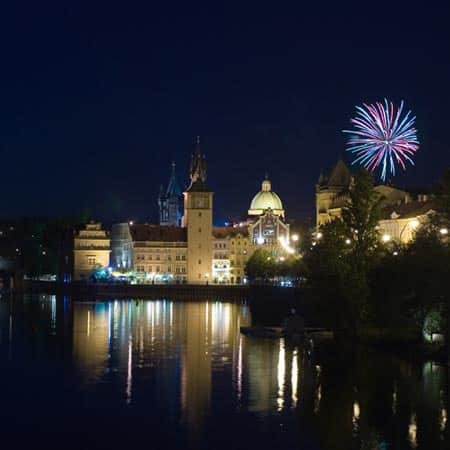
[
  {"x1": 188, "y1": 136, "x2": 207, "y2": 191},
  {"x1": 166, "y1": 161, "x2": 181, "y2": 197}
]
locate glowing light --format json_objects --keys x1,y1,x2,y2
[
  {"x1": 352, "y1": 400, "x2": 360, "y2": 435},
  {"x1": 393, "y1": 251, "x2": 398, "y2": 256},
  {"x1": 345, "y1": 238, "x2": 351, "y2": 245},
  {"x1": 440, "y1": 228, "x2": 448, "y2": 235},
  {"x1": 408, "y1": 413, "x2": 418, "y2": 448},
  {"x1": 316, "y1": 232, "x2": 323, "y2": 239},
  {"x1": 278, "y1": 236, "x2": 295, "y2": 254},
  {"x1": 129, "y1": 221, "x2": 134, "y2": 225},
  {"x1": 440, "y1": 407, "x2": 447, "y2": 433},
  {"x1": 409, "y1": 219, "x2": 420, "y2": 229},
  {"x1": 257, "y1": 236, "x2": 265, "y2": 245},
  {"x1": 343, "y1": 99, "x2": 419, "y2": 181},
  {"x1": 382, "y1": 234, "x2": 391, "y2": 242},
  {"x1": 277, "y1": 339, "x2": 285, "y2": 411},
  {"x1": 314, "y1": 384, "x2": 322, "y2": 414},
  {"x1": 292, "y1": 234, "x2": 299, "y2": 242},
  {"x1": 291, "y1": 349, "x2": 298, "y2": 408}
]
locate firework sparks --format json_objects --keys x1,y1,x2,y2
[{"x1": 343, "y1": 99, "x2": 419, "y2": 181}]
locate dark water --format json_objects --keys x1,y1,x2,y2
[{"x1": 0, "y1": 295, "x2": 447, "y2": 450}]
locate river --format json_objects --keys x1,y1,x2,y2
[{"x1": 0, "y1": 295, "x2": 447, "y2": 449}]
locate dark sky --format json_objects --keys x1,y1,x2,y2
[{"x1": 2, "y1": 1, "x2": 450, "y2": 225}]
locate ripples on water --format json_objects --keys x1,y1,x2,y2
[{"x1": 0, "y1": 294, "x2": 447, "y2": 450}]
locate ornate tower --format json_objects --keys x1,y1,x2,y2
[
  {"x1": 158, "y1": 162, "x2": 183, "y2": 226},
  {"x1": 183, "y1": 137, "x2": 213, "y2": 284},
  {"x1": 315, "y1": 159, "x2": 352, "y2": 227}
]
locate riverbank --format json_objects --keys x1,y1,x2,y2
[{"x1": 15, "y1": 279, "x2": 306, "y2": 303}]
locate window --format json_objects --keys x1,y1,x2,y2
[
  {"x1": 176, "y1": 267, "x2": 180, "y2": 273},
  {"x1": 149, "y1": 266, "x2": 153, "y2": 272},
  {"x1": 167, "y1": 255, "x2": 172, "y2": 261},
  {"x1": 156, "y1": 255, "x2": 160, "y2": 260},
  {"x1": 168, "y1": 266, "x2": 172, "y2": 272},
  {"x1": 198, "y1": 212, "x2": 202, "y2": 217},
  {"x1": 198, "y1": 227, "x2": 202, "y2": 233},
  {"x1": 198, "y1": 259, "x2": 201, "y2": 265},
  {"x1": 182, "y1": 255, "x2": 186, "y2": 260},
  {"x1": 176, "y1": 255, "x2": 180, "y2": 261},
  {"x1": 156, "y1": 266, "x2": 160, "y2": 272},
  {"x1": 87, "y1": 257, "x2": 96, "y2": 265},
  {"x1": 181, "y1": 267, "x2": 186, "y2": 273}
]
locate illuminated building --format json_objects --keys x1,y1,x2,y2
[
  {"x1": 73, "y1": 222, "x2": 110, "y2": 280},
  {"x1": 110, "y1": 142, "x2": 293, "y2": 285},
  {"x1": 315, "y1": 160, "x2": 436, "y2": 243},
  {"x1": 111, "y1": 224, "x2": 187, "y2": 283},
  {"x1": 183, "y1": 138, "x2": 214, "y2": 284}
]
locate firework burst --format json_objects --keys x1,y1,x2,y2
[{"x1": 343, "y1": 99, "x2": 419, "y2": 181}]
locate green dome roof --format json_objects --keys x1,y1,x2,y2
[{"x1": 248, "y1": 178, "x2": 284, "y2": 216}]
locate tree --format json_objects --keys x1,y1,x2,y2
[
  {"x1": 342, "y1": 170, "x2": 383, "y2": 326},
  {"x1": 342, "y1": 169, "x2": 383, "y2": 269},
  {"x1": 245, "y1": 249, "x2": 275, "y2": 282},
  {"x1": 303, "y1": 219, "x2": 352, "y2": 327}
]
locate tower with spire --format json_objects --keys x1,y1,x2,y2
[
  {"x1": 183, "y1": 137, "x2": 213, "y2": 284},
  {"x1": 158, "y1": 162, "x2": 183, "y2": 226}
]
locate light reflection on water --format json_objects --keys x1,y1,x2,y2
[{"x1": 0, "y1": 294, "x2": 448, "y2": 450}]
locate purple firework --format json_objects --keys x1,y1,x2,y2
[{"x1": 343, "y1": 99, "x2": 419, "y2": 181}]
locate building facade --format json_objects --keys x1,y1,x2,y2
[
  {"x1": 315, "y1": 160, "x2": 435, "y2": 243},
  {"x1": 111, "y1": 223, "x2": 187, "y2": 283},
  {"x1": 73, "y1": 222, "x2": 110, "y2": 280},
  {"x1": 110, "y1": 144, "x2": 293, "y2": 285}
]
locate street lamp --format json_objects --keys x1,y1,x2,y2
[
  {"x1": 316, "y1": 232, "x2": 323, "y2": 239},
  {"x1": 345, "y1": 238, "x2": 351, "y2": 245},
  {"x1": 382, "y1": 234, "x2": 391, "y2": 243},
  {"x1": 439, "y1": 228, "x2": 448, "y2": 235},
  {"x1": 292, "y1": 234, "x2": 299, "y2": 242}
]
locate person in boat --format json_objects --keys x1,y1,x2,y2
[{"x1": 283, "y1": 308, "x2": 304, "y2": 338}]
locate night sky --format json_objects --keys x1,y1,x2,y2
[{"x1": 2, "y1": 2, "x2": 450, "y2": 225}]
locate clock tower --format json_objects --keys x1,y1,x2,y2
[{"x1": 183, "y1": 137, "x2": 213, "y2": 284}]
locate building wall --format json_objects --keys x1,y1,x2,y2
[
  {"x1": 133, "y1": 243, "x2": 187, "y2": 283},
  {"x1": 184, "y1": 191, "x2": 213, "y2": 284},
  {"x1": 378, "y1": 217, "x2": 423, "y2": 244},
  {"x1": 229, "y1": 234, "x2": 252, "y2": 284},
  {"x1": 212, "y1": 237, "x2": 230, "y2": 283},
  {"x1": 73, "y1": 223, "x2": 110, "y2": 279}
]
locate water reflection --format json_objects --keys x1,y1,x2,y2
[{"x1": 0, "y1": 295, "x2": 448, "y2": 450}]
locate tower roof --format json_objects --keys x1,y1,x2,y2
[
  {"x1": 187, "y1": 136, "x2": 208, "y2": 192},
  {"x1": 166, "y1": 162, "x2": 181, "y2": 197},
  {"x1": 326, "y1": 159, "x2": 352, "y2": 187}
]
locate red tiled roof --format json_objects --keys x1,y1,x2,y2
[
  {"x1": 213, "y1": 226, "x2": 249, "y2": 238},
  {"x1": 130, "y1": 225, "x2": 187, "y2": 242}
]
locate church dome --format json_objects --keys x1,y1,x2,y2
[{"x1": 248, "y1": 177, "x2": 284, "y2": 217}]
